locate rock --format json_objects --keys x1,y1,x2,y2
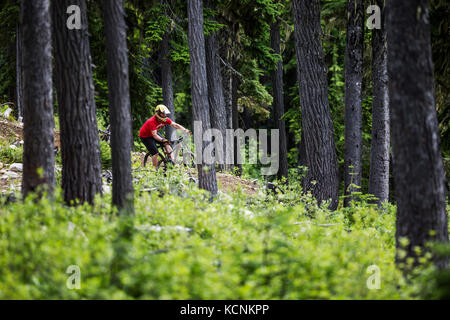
[
  {"x1": 0, "y1": 162, "x2": 3, "y2": 170},
  {"x1": 4, "y1": 171, "x2": 19, "y2": 179},
  {"x1": 9, "y1": 145, "x2": 17, "y2": 150},
  {"x1": 1, "y1": 108, "x2": 12, "y2": 119},
  {"x1": 9, "y1": 163, "x2": 23, "y2": 172},
  {"x1": 0, "y1": 169, "x2": 6, "y2": 174}
]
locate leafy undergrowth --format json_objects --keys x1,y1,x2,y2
[{"x1": 0, "y1": 168, "x2": 444, "y2": 299}]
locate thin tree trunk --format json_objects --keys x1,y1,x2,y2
[
  {"x1": 292, "y1": 0, "x2": 339, "y2": 210},
  {"x1": 187, "y1": 0, "x2": 218, "y2": 195},
  {"x1": 205, "y1": 6, "x2": 227, "y2": 171},
  {"x1": 16, "y1": 21, "x2": 23, "y2": 120},
  {"x1": 21, "y1": 0, "x2": 55, "y2": 198},
  {"x1": 160, "y1": 31, "x2": 175, "y2": 141},
  {"x1": 368, "y1": 0, "x2": 389, "y2": 206},
  {"x1": 242, "y1": 105, "x2": 251, "y2": 130},
  {"x1": 343, "y1": 0, "x2": 364, "y2": 207},
  {"x1": 104, "y1": 0, "x2": 134, "y2": 213},
  {"x1": 222, "y1": 69, "x2": 233, "y2": 130},
  {"x1": 270, "y1": 20, "x2": 289, "y2": 181},
  {"x1": 7, "y1": 30, "x2": 15, "y2": 110},
  {"x1": 220, "y1": 57, "x2": 233, "y2": 172},
  {"x1": 52, "y1": 0, "x2": 103, "y2": 205},
  {"x1": 232, "y1": 73, "x2": 242, "y2": 176},
  {"x1": 387, "y1": 0, "x2": 449, "y2": 269}
]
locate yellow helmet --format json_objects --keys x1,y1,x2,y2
[{"x1": 155, "y1": 104, "x2": 171, "y2": 121}]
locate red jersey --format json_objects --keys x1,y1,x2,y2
[{"x1": 139, "y1": 115, "x2": 172, "y2": 138}]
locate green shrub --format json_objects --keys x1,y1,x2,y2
[
  {"x1": 0, "y1": 141, "x2": 22, "y2": 164},
  {"x1": 0, "y1": 167, "x2": 441, "y2": 299},
  {"x1": 99, "y1": 140, "x2": 112, "y2": 169}
]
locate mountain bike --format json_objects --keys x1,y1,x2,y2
[{"x1": 143, "y1": 131, "x2": 195, "y2": 171}]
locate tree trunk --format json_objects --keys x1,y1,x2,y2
[
  {"x1": 292, "y1": 0, "x2": 339, "y2": 210},
  {"x1": 52, "y1": 0, "x2": 103, "y2": 205},
  {"x1": 16, "y1": 21, "x2": 23, "y2": 120},
  {"x1": 387, "y1": 0, "x2": 449, "y2": 269},
  {"x1": 343, "y1": 0, "x2": 364, "y2": 207},
  {"x1": 21, "y1": 0, "x2": 55, "y2": 198},
  {"x1": 232, "y1": 73, "x2": 242, "y2": 176},
  {"x1": 205, "y1": 7, "x2": 227, "y2": 171},
  {"x1": 160, "y1": 31, "x2": 176, "y2": 141},
  {"x1": 7, "y1": 29, "x2": 15, "y2": 110},
  {"x1": 220, "y1": 54, "x2": 233, "y2": 172},
  {"x1": 222, "y1": 68, "x2": 233, "y2": 130},
  {"x1": 270, "y1": 20, "x2": 289, "y2": 181},
  {"x1": 104, "y1": 0, "x2": 134, "y2": 213},
  {"x1": 368, "y1": 0, "x2": 389, "y2": 206},
  {"x1": 187, "y1": 0, "x2": 218, "y2": 195}
]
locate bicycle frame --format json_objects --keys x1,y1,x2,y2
[{"x1": 143, "y1": 132, "x2": 194, "y2": 168}]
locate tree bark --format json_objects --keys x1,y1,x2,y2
[
  {"x1": 205, "y1": 5, "x2": 227, "y2": 171},
  {"x1": 292, "y1": 0, "x2": 339, "y2": 210},
  {"x1": 387, "y1": 0, "x2": 449, "y2": 268},
  {"x1": 270, "y1": 20, "x2": 289, "y2": 181},
  {"x1": 343, "y1": 0, "x2": 364, "y2": 206},
  {"x1": 52, "y1": 0, "x2": 103, "y2": 205},
  {"x1": 16, "y1": 20, "x2": 23, "y2": 120},
  {"x1": 222, "y1": 68, "x2": 233, "y2": 131},
  {"x1": 232, "y1": 73, "x2": 242, "y2": 176},
  {"x1": 187, "y1": 0, "x2": 218, "y2": 195},
  {"x1": 104, "y1": 0, "x2": 134, "y2": 213},
  {"x1": 160, "y1": 31, "x2": 176, "y2": 141},
  {"x1": 7, "y1": 28, "x2": 15, "y2": 110},
  {"x1": 21, "y1": 0, "x2": 55, "y2": 198},
  {"x1": 368, "y1": 0, "x2": 389, "y2": 206}
]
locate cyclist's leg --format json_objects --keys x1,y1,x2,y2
[
  {"x1": 165, "y1": 144, "x2": 174, "y2": 162},
  {"x1": 151, "y1": 154, "x2": 159, "y2": 168},
  {"x1": 140, "y1": 136, "x2": 159, "y2": 168}
]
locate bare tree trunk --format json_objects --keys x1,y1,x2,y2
[
  {"x1": 205, "y1": 4, "x2": 227, "y2": 171},
  {"x1": 222, "y1": 69, "x2": 233, "y2": 130},
  {"x1": 232, "y1": 73, "x2": 242, "y2": 176},
  {"x1": 16, "y1": 21, "x2": 23, "y2": 120},
  {"x1": 52, "y1": 0, "x2": 103, "y2": 205},
  {"x1": 292, "y1": 0, "x2": 339, "y2": 210},
  {"x1": 7, "y1": 29, "x2": 15, "y2": 111},
  {"x1": 220, "y1": 55, "x2": 233, "y2": 172},
  {"x1": 187, "y1": 0, "x2": 218, "y2": 195},
  {"x1": 387, "y1": 0, "x2": 449, "y2": 269},
  {"x1": 270, "y1": 20, "x2": 289, "y2": 181},
  {"x1": 104, "y1": 0, "x2": 134, "y2": 213},
  {"x1": 343, "y1": 0, "x2": 364, "y2": 206},
  {"x1": 368, "y1": 0, "x2": 389, "y2": 206},
  {"x1": 160, "y1": 31, "x2": 175, "y2": 141},
  {"x1": 21, "y1": 0, "x2": 55, "y2": 198}
]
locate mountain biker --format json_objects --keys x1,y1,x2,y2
[{"x1": 139, "y1": 104, "x2": 190, "y2": 169}]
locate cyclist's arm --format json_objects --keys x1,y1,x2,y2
[
  {"x1": 170, "y1": 122, "x2": 189, "y2": 132},
  {"x1": 151, "y1": 130, "x2": 165, "y2": 142}
]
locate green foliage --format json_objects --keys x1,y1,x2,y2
[
  {"x1": 0, "y1": 141, "x2": 22, "y2": 164},
  {"x1": 0, "y1": 1, "x2": 19, "y2": 104},
  {"x1": 99, "y1": 140, "x2": 112, "y2": 170},
  {"x1": 144, "y1": 4, "x2": 172, "y2": 42},
  {"x1": 0, "y1": 167, "x2": 441, "y2": 299}
]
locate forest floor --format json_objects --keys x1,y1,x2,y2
[{"x1": 133, "y1": 152, "x2": 259, "y2": 195}]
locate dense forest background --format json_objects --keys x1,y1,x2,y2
[
  {"x1": 1, "y1": 0, "x2": 448, "y2": 192},
  {"x1": 0, "y1": 0, "x2": 449, "y2": 300}
]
